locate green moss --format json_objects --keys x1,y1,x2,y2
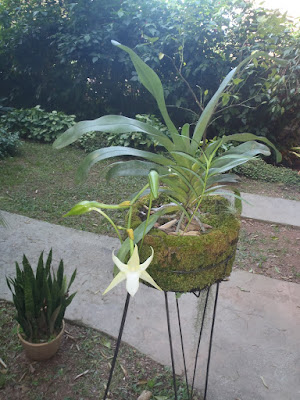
[{"x1": 132, "y1": 196, "x2": 240, "y2": 292}]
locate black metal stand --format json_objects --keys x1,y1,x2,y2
[
  {"x1": 103, "y1": 293, "x2": 130, "y2": 400},
  {"x1": 103, "y1": 283, "x2": 220, "y2": 400}
]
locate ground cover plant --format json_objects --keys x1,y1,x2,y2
[
  {"x1": 0, "y1": 299, "x2": 200, "y2": 400},
  {"x1": 235, "y1": 159, "x2": 300, "y2": 187},
  {"x1": 0, "y1": 127, "x2": 21, "y2": 158},
  {"x1": 0, "y1": 107, "x2": 76, "y2": 143}
]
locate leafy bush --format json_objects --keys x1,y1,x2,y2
[
  {"x1": 0, "y1": 106, "x2": 76, "y2": 143},
  {"x1": 235, "y1": 159, "x2": 300, "y2": 187},
  {"x1": 75, "y1": 131, "x2": 109, "y2": 153},
  {"x1": 0, "y1": 127, "x2": 21, "y2": 158},
  {"x1": 106, "y1": 114, "x2": 169, "y2": 151}
]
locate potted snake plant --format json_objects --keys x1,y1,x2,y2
[
  {"x1": 53, "y1": 41, "x2": 281, "y2": 295},
  {"x1": 6, "y1": 250, "x2": 77, "y2": 360}
]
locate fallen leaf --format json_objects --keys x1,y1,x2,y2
[
  {"x1": 260, "y1": 376, "x2": 269, "y2": 389},
  {"x1": 137, "y1": 380, "x2": 148, "y2": 386},
  {"x1": 237, "y1": 286, "x2": 250, "y2": 293},
  {"x1": 74, "y1": 370, "x2": 89, "y2": 380},
  {"x1": 120, "y1": 363, "x2": 128, "y2": 377},
  {"x1": 29, "y1": 364, "x2": 35, "y2": 374},
  {"x1": 158, "y1": 219, "x2": 178, "y2": 231},
  {"x1": 101, "y1": 338, "x2": 111, "y2": 349}
]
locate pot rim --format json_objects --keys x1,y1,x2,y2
[{"x1": 17, "y1": 320, "x2": 65, "y2": 347}]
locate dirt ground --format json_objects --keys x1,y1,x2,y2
[
  {"x1": 0, "y1": 300, "x2": 196, "y2": 400},
  {"x1": 234, "y1": 218, "x2": 300, "y2": 284}
]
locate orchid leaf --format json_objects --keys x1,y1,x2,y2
[
  {"x1": 223, "y1": 133, "x2": 281, "y2": 162},
  {"x1": 111, "y1": 40, "x2": 183, "y2": 148},
  {"x1": 106, "y1": 160, "x2": 168, "y2": 180},
  {"x1": 53, "y1": 115, "x2": 174, "y2": 151},
  {"x1": 77, "y1": 146, "x2": 175, "y2": 183},
  {"x1": 191, "y1": 51, "x2": 276, "y2": 153}
]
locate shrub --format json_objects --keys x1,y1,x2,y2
[
  {"x1": 75, "y1": 131, "x2": 109, "y2": 153},
  {"x1": 235, "y1": 159, "x2": 300, "y2": 187},
  {"x1": 0, "y1": 106, "x2": 76, "y2": 143},
  {"x1": 0, "y1": 127, "x2": 21, "y2": 158}
]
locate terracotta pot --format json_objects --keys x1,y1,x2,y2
[
  {"x1": 132, "y1": 196, "x2": 241, "y2": 292},
  {"x1": 18, "y1": 320, "x2": 65, "y2": 361}
]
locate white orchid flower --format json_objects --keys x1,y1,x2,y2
[{"x1": 103, "y1": 244, "x2": 162, "y2": 297}]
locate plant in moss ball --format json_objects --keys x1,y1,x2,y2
[
  {"x1": 54, "y1": 41, "x2": 282, "y2": 294},
  {"x1": 54, "y1": 42, "x2": 280, "y2": 233}
]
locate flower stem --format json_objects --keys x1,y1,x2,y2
[{"x1": 91, "y1": 208, "x2": 123, "y2": 243}]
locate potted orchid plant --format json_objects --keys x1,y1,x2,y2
[{"x1": 54, "y1": 41, "x2": 281, "y2": 295}]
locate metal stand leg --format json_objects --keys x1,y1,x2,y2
[
  {"x1": 204, "y1": 282, "x2": 220, "y2": 399},
  {"x1": 103, "y1": 282, "x2": 220, "y2": 400},
  {"x1": 164, "y1": 291, "x2": 178, "y2": 400},
  {"x1": 168, "y1": 282, "x2": 220, "y2": 400},
  {"x1": 190, "y1": 286, "x2": 211, "y2": 398},
  {"x1": 103, "y1": 293, "x2": 130, "y2": 400}
]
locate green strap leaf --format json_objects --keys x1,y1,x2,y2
[
  {"x1": 77, "y1": 146, "x2": 175, "y2": 183},
  {"x1": 223, "y1": 133, "x2": 281, "y2": 162},
  {"x1": 53, "y1": 115, "x2": 174, "y2": 151},
  {"x1": 106, "y1": 160, "x2": 168, "y2": 180},
  {"x1": 191, "y1": 51, "x2": 280, "y2": 154},
  {"x1": 111, "y1": 40, "x2": 182, "y2": 148}
]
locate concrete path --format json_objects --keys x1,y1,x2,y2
[
  {"x1": 241, "y1": 192, "x2": 300, "y2": 227},
  {"x1": 1, "y1": 209, "x2": 299, "y2": 400}
]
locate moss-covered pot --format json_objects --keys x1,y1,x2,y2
[{"x1": 132, "y1": 196, "x2": 241, "y2": 292}]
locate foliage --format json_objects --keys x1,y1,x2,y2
[
  {"x1": 0, "y1": 106, "x2": 76, "y2": 143},
  {"x1": 0, "y1": 0, "x2": 299, "y2": 161},
  {"x1": 75, "y1": 131, "x2": 109, "y2": 153},
  {"x1": 0, "y1": 127, "x2": 21, "y2": 158},
  {"x1": 6, "y1": 250, "x2": 77, "y2": 342},
  {"x1": 106, "y1": 114, "x2": 169, "y2": 151},
  {"x1": 54, "y1": 42, "x2": 278, "y2": 239},
  {"x1": 235, "y1": 159, "x2": 300, "y2": 187}
]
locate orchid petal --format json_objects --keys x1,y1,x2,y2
[
  {"x1": 127, "y1": 244, "x2": 140, "y2": 270},
  {"x1": 125, "y1": 271, "x2": 140, "y2": 297},
  {"x1": 103, "y1": 244, "x2": 160, "y2": 297},
  {"x1": 102, "y1": 271, "x2": 126, "y2": 295},
  {"x1": 140, "y1": 270, "x2": 163, "y2": 291},
  {"x1": 112, "y1": 251, "x2": 127, "y2": 272},
  {"x1": 140, "y1": 247, "x2": 154, "y2": 271}
]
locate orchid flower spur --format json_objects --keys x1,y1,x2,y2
[{"x1": 103, "y1": 244, "x2": 162, "y2": 297}]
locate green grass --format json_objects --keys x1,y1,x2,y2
[{"x1": 0, "y1": 141, "x2": 147, "y2": 235}]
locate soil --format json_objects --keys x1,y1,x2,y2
[
  {"x1": 234, "y1": 218, "x2": 300, "y2": 284},
  {"x1": 0, "y1": 300, "x2": 199, "y2": 400}
]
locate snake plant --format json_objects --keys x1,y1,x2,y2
[
  {"x1": 54, "y1": 41, "x2": 281, "y2": 232},
  {"x1": 6, "y1": 250, "x2": 77, "y2": 342}
]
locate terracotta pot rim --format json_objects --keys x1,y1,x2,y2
[{"x1": 17, "y1": 320, "x2": 65, "y2": 347}]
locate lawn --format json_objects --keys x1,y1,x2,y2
[{"x1": 0, "y1": 142, "x2": 147, "y2": 235}]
